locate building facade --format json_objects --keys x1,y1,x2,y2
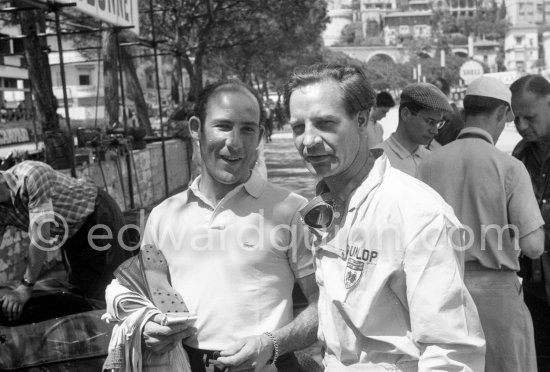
[
  {"x1": 504, "y1": 0, "x2": 550, "y2": 25},
  {"x1": 48, "y1": 43, "x2": 186, "y2": 125},
  {"x1": 0, "y1": 24, "x2": 31, "y2": 121},
  {"x1": 504, "y1": 23, "x2": 540, "y2": 73},
  {"x1": 383, "y1": 11, "x2": 433, "y2": 45},
  {"x1": 322, "y1": 0, "x2": 354, "y2": 46}
]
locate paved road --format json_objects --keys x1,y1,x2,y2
[{"x1": 264, "y1": 129, "x2": 318, "y2": 200}]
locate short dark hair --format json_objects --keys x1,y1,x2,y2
[
  {"x1": 193, "y1": 79, "x2": 265, "y2": 128},
  {"x1": 510, "y1": 74, "x2": 550, "y2": 98},
  {"x1": 376, "y1": 91, "x2": 395, "y2": 108},
  {"x1": 398, "y1": 101, "x2": 424, "y2": 118},
  {"x1": 284, "y1": 63, "x2": 375, "y2": 118},
  {"x1": 433, "y1": 77, "x2": 450, "y2": 96},
  {"x1": 463, "y1": 95, "x2": 509, "y2": 118}
]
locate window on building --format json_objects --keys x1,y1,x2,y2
[
  {"x1": 399, "y1": 25, "x2": 410, "y2": 34},
  {"x1": 483, "y1": 55, "x2": 488, "y2": 63},
  {"x1": 79, "y1": 73, "x2": 91, "y2": 86},
  {"x1": 516, "y1": 36, "x2": 523, "y2": 45},
  {"x1": 146, "y1": 70, "x2": 155, "y2": 89},
  {"x1": 3, "y1": 78, "x2": 16, "y2": 88},
  {"x1": 530, "y1": 38, "x2": 534, "y2": 46}
]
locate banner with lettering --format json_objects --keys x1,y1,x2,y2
[{"x1": 57, "y1": 0, "x2": 139, "y2": 34}]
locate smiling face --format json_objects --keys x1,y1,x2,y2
[
  {"x1": 511, "y1": 90, "x2": 550, "y2": 143},
  {"x1": 288, "y1": 80, "x2": 363, "y2": 179},
  {"x1": 198, "y1": 87, "x2": 261, "y2": 193}
]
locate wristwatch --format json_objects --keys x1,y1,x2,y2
[{"x1": 21, "y1": 277, "x2": 35, "y2": 287}]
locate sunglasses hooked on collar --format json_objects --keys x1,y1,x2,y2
[{"x1": 300, "y1": 193, "x2": 339, "y2": 230}]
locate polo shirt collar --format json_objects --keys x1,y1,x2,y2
[
  {"x1": 387, "y1": 134, "x2": 426, "y2": 160},
  {"x1": 243, "y1": 168, "x2": 265, "y2": 198},
  {"x1": 188, "y1": 168, "x2": 266, "y2": 206},
  {"x1": 458, "y1": 127, "x2": 494, "y2": 145}
]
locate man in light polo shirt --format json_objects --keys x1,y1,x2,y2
[
  {"x1": 285, "y1": 63, "x2": 485, "y2": 371},
  {"x1": 376, "y1": 83, "x2": 452, "y2": 177},
  {"x1": 138, "y1": 80, "x2": 318, "y2": 372},
  {"x1": 419, "y1": 76, "x2": 544, "y2": 371}
]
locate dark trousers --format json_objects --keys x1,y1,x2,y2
[
  {"x1": 184, "y1": 345, "x2": 303, "y2": 372},
  {"x1": 63, "y1": 188, "x2": 135, "y2": 302},
  {"x1": 524, "y1": 290, "x2": 550, "y2": 372}
]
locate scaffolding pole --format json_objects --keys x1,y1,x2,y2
[
  {"x1": 147, "y1": 0, "x2": 169, "y2": 197},
  {"x1": 114, "y1": 29, "x2": 135, "y2": 209}
]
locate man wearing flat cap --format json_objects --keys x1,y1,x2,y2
[
  {"x1": 419, "y1": 76, "x2": 544, "y2": 371},
  {"x1": 376, "y1": 82, "x2": 452, "y2": 177}
]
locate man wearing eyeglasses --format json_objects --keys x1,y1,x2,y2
[
  {"x1": 419, "y1": 76, "x2": 544, "y2": 372},
  {"x1": 285, "y1": 63, "x2": 485, "y2": 371},
  {"x1": 376, "y1": 82, "x2": 452, "y2": 178}
]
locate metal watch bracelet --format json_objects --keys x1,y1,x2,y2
[{"x1": 263, "y1": 331, "x2": 279, "y2": 365}]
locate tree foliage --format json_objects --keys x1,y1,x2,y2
[
  {"x1": 322, "y1": 49, "x2": 410, "y2": 93},
  {"x1": 140, "y1": 0, "x2": 329, "y2": 101}
]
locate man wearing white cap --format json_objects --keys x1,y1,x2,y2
[{"x1": 419, "y1": 76, "x2": 545, "y2": 371}]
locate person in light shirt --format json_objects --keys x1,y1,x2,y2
[
  {"x1": 285, "y1": 63, "x2": 485, "y2": 371},
  {"x1": 126, "y1": 80, "x2": 319, "y2": 372},
  {"x1": 419, "y1": 76, "x2": 544, "y2": 372},
  {"x1": 376, "y1": 83, "x2": 452, "y2": 178},
  {"x1": 365, "y1": 91, "x2": 394, "y2": 149}
]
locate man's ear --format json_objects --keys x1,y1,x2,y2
[
  {"x1": 357, "y1": 109, "x2": 369, "y2": 128},
  {"x1": 495, "y1": 105, "x2": 507, "y2": 122},
  {"x1": 400, "y1": 106, "x2": 410, "y2": 121},
  {"x1": 189, "y1": 116, "x2": 201, "y2": 140}
]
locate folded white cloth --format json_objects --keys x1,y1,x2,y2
[{"x1": 102, "y1": 279, "x2": 191, "y2": 372}]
